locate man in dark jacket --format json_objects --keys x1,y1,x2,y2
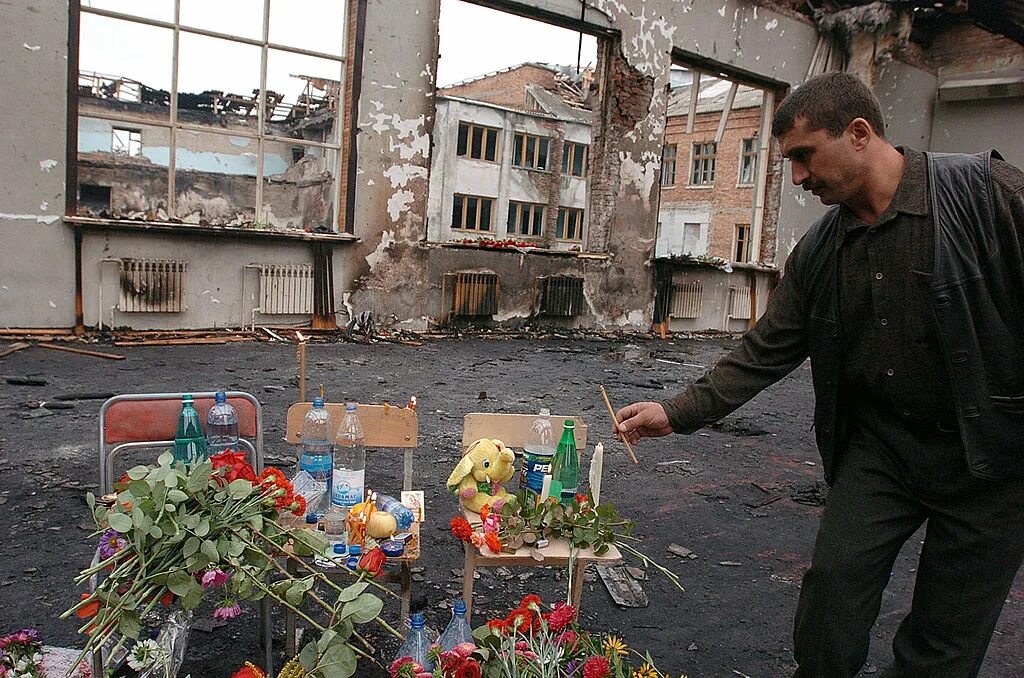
[{"x1": 616, "y1": 72, "x2": 1024, "y2": 677}]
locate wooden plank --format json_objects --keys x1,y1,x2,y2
[
  {"x1": 462, "y1": 412, "x2": 588, "y2": 452},
  {"x1": 113, "y1": 336, "x2": 254, "y2": 346},
  {"x1": 714, "y1": 81, "x2": 739, "y2": 145},
  {"x1": 36, "y1": 343, "x2": 125, "y2": 361},
  {"x1": 285, "y1": 402, "x2": 418, "y2": 448},
  {"x1": 595, "y1": 563, "x2": 649, "y2": 608},
  {"x1": 0, "y1": 342, "x2": 30, "y2": 359},
  {"x1": 0, "y1": 328, "x2": 71, "y2": 335},
  {"x1": 461, "y1": 508, "x2": 619, "y2": 562},
  {"x1": 686, "y1": 70, "x2": 701, "y2": 134}
]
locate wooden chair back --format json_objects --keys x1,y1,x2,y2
[{"x1": 461, "y1": 412, "x2": 587, "y2": 453}]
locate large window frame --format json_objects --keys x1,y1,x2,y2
[
  {"x1": 452, "y1": 194, "x2": 495, "y2": 232},
  {"x1": 738, "y1": 137, "x2": 758, "y2": 186},
  {"x1": 512, "y1": 132, "x2": 549, "y2": 170},
  {"x1": 457, "y1": 122, "x2": 500, "y2": 162},
  {"x1": 507, "y1": 200, "x2": 545, "y2": 237},
  {"x1": 555, "y1": 206, "x2": 584, "y2": 242},
  {"x1": 562, "y1": 141, "x2": 588, "y2": 177},
  {"x1": 73, "y1": 1, "x2": 349, "y2": 232},
  {"x1": 734, "y1": 223, "x2": 752, "y2": 263},
  {"x1": 689, "y1": 141, "x2": 717, "y2": 187},
  {"x1": 661, "y1": 143, "x2": 677, "y2": 187}
]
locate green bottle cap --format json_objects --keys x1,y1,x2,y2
[{"x1": 563, "y1": 419, "x2": 574, "y2": 428}]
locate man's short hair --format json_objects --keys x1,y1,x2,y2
[{"x1": 771, "y1": 72, "x2": 886, "y2": 139}]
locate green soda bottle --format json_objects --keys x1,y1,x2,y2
[
  {"x1": 552, "y1": 419, "x2": 579, "y2": 505},
  {"x1": 173, "y1": 394, "x2": 207, "y2": 466}
]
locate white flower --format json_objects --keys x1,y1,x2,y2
[{"x1": 126, "y1": 639, "x2": 167, "y2": 671}]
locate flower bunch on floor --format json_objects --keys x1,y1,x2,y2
[
  {"x1": 470, "y1": 596, "x2": 676, "y2": 678},
  {"x1": 450, "y1": 492, "x2": 683, "y2": 593},
  {"x1": 0, "y1": 629, "x2": 44, "y2": 678},
  {"x1": 64, "y1": 451, "x2": 401, "y2": 678}
]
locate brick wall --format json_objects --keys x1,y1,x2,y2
[
  {"x1": 659, "y1": 104, "x2": 762, "y2": 261},
  {"x1": 440, "y1": 64, "x2": 558, "y2": 109}
]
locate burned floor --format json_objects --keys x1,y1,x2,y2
[{"x1": 0, "y1": 335, "x2": 1021, "y2": 677}]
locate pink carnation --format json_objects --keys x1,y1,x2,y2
[
  {"x1": 201, "y1": 568, "x2": 230, "y2": 589},
  {"x1": 212, "y1": 602, "x2": 242, "y2": 620}
]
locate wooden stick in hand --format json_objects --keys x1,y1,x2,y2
[{"x1": 599, "y1": 385, "x2": 639, "y2": 465}]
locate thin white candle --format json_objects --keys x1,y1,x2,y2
[{"x1": 589, "y1": 442, "x2": 604, "y2": 505}]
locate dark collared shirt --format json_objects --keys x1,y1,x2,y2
[
  {"x1": 663, "y1": 148, "x2": 1024, "y2": 433},
  {"x1": 838, "y1": 148, "x2": 952, "y2": 422}
]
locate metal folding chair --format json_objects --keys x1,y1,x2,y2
[{"x1": 94, "y1": 392, "x2": 272, "y2": 676}]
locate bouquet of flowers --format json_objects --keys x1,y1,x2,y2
[
  {"x1": 450, "y1": 492, "x2": 682, "y2": 596},
  {"x1": 390, "y1": 596, "x2": 680, "y2": 678},
  {"x1": 0, "y1": 629, "x2": 45, "y2": 678},
  {"x1": 63, "y1": 451, "x2": 401, "y2": 678}
]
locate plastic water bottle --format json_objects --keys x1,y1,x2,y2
[
  {"x1": 395, "y1": 613, "x2": 435, "y2": 671},
  {"x1": 173, "y1": 394, "x2": 207, "y2": 466},
  {"x1": 521, "y1": 408, "x2": 556, "y2": 495},
  {"x1": 206, "y1": 391, "x2": 239, "y2": 455},
  {"x1": 332, "y1": 403, "x2": 366, "y2": 509},
  {"x1": 376, "y1": 494, "x2": 414, "y2": 530},
  {"x1": 323, "y1": 504, "x2": 349, "y2": 550},
  {"x1": 299, "y1": 397, "x2": 333, "y2": 518},
  {"x1": 438, "y1": 599, "x2": 473, "y2": 651}
]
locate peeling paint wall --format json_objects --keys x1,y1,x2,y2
[{"x1": 0, "y1": 0, "x2": 76, "y2": 327}]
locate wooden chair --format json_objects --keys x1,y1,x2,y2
[
  {"x1": 96, "y1": 392, "x2": 270, "y2": 675},
  {"x1": 459, "y1": 413, "x2": 622, "y2": 621},
  {"x1": 283, "y1": 402, "x2": 419, "y2": 655}
]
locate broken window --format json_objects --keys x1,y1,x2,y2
[
  {"x1": 74, "y1": 0, "x2": 348, "y2": 231},
  {"x1": 738, "y1": 138, "x2": 758, "y2": 186},
  {"x1": 512, "y1": 133, "x2": 549, "y2": 170},
  {"x1": 457, "y1": 122, "x2": 500, "y2": 162},
  {"x1": 79, "y1": 184, "x2": 111, "y2": 212},
  {"x1": 507, "y1": 201, "x2": 545, "y2": 237},
  {"x1": 111, "y1": 128, "x2": 142, "y2": 157},
  {"x1": 734, "y1": 223, "x2": 751, "y2": 263},
  {"x1": 555, "y1": 207, "x2": 584, "y2": 241},
  {"x1": 661, "y1": 144, "x2": 677, "y2": 187},
  {"x1": 453, "y1": 194, "x2": 495, "y2": 232},
  {"x1": 690, "y1": 142, "x2": 717, "y2": 186},
  {"x1": 562, "y1": 142, "x2": 588, "y2": 177}
]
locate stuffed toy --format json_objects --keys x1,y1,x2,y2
[{"x1": 447, "y1": 438, "x2": 516, "y2": 513}]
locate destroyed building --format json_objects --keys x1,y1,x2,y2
[{"x1": 2, "y1": 0, "x2": 1022, "y2": 332}]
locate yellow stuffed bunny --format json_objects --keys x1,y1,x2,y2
[{"x1": 447, "y1": 438, "x2": 517, "y2": 513}]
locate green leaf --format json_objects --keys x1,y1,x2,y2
[
  {"x1": 181, "y1": 582, "x2": 204, "y2": 609},
  {"x1": 183, "y1": 536, "x2": 201, "y2": 558},
  {"x1": 316, "y1": 629, "x2": 338, "y2": 653},
  {"x1": 118, "y1": 609, "x2": 142, "y2": 639},
  {"x1": 331, "y1": 619, "x2": 353, "y2": 641},
  {"x1": 337, "y1": 582, "x2": 368, "y2": 603},
  {"x1": 228, "y1": 479, "x2": 253, "y2": 500},
  {"x1": 167, "y1": 570, "x2": 194, "y2": 596},
  {"x1": 167, "y1": 489, "x2": 188, "y2": 503},
  {"x1": 299, "y1": 641, "x2": 319, "y2": 671},
  {"x1": 107, "y1": 512, "x2": 133, "y2": 533},
  {"x1": 247, "y1": 515, "x2": 264, "y2": 531},
  {"x1": 339, "y1": 593, "x2": 383, "y2": 624},
  {"x1": 158, "y1": 451, "x2": 174, "y2": 467},
  {"x1": 85, "y1": 492, "x2": 96, "y2": 510},
  {"x1": 127, "y1": 465, "x2": 150, "y2": 481},
  {"x1": 227, "y1": 539, "x2": 246, "y2": 558},
  {"x1": 127, "y1": 480, "x2": 150, "y2": 497},
  {"x1": 196, "y1": 518, "x2": 210, "y2": 537},
  {"x1": 317, "y1": 643, "x2": 356, "y2": 678},
  {"x1": 186, "y1": 463, "x2": 212, "y2": 492},
  {"x1": 201, "y1": 539, "x2": 220, "y2": 563},
  {"x1": 149, "y1": 525, "x2": 163, "y2": 539},
  {"x1": 291, "y1": 528, "x2": 327, "y2": 557}
]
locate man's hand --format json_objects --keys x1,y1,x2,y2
[{"x1": 615, "y1": 401, "x2": 673, "y2": 444}]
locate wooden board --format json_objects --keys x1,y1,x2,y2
[
  {"x1": 285, "y1": 402, "x2": 417, "y2": 448},
  {"x1": 36, "y1": 343, "x2": 125, "y2": 360},
  {"x1": 595, "y1": 563, "x2": 649, "y2": 608},
  {"x1": 0, "y1": 342, "x2": 30, "y2": 359},
  {"x1": 461, "y1": 412, "x2": 588, "y2": 452},
  {"x1": 462, "y1": 507, "x2": 619, "y2": 564}
]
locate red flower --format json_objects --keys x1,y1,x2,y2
[
  {"x1": 358, "y1": 547, "x2": 387, "y2": 577},
  {"x1": 211, "y1": 451, "x2": 258, "y2": 483},
  {"x1": 547, "y1": 602, "x2": 575, "y2": 632},
  {"x1": 231, "y1": 662, "x2": 265, "y2": 678},
  {"x1": 291, "y1": 495, "x2": 307, "y2": 516},
  {"x1": 556, "y1": 630, "x2": 578, "y2": 649},
  {"x1": 485, "y1": 618, "x2": 507, "y2": 634},
  {"x1": 160, "y1": 590, "x2": 175, "y2": 607},
  {"x1": 519, "y1": 594, "x2": 542, "y2": 611},
  {"x1": 76, "y1": 593, "x2": 100, "y2": 619},
  {"x1": 484, "y1": 532, "x2": 503, "y2": 554},
  {"x1": 582, "y1": 656, "x2": 610, "y2": 678},
  {"x1": 450, "y1": 516, "x2": 473, "y2": 542},
  {"x1": 454, "y1": 660, "x2": 481, "y2": 678}
]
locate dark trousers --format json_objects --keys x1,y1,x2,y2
[{"x1": 792, "y1": 405, "x2": 1024, "y2": 677}]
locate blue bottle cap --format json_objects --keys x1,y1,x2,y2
[
  {"x1": 333, "y1": 543, "x2": 347, "y2": 555},
  {"x1": 410, "y1": 613, "x2": 425, "y2": 628},
  {"x1": 345, "y1": 402, "x2": 357, "y2": 411},
  {"x1": 215, "y1": 391, "x2": 227, "y2": 404},
  {"x1": 348, "y1": 544, "x2": 362, "y2": 556},
  {"x1": 305, "y1": 513, "x2": 319, "y2": 524},
  {"x1": 453, "y1": 599, "x2": 467, "y2": 615},
  {"x1": 312, "y1": 397, "x2": 324, "y2": 408}
]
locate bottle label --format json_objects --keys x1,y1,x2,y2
[
  {"x1": 332, "y1": 468, "x2": 365, "y2": 507},
  {"x1": 521, "y1": 449, "x2": 555, "y2": 493},
  {"x1": 300, "y1": 456, "x2": 332, "y2": 482}
]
